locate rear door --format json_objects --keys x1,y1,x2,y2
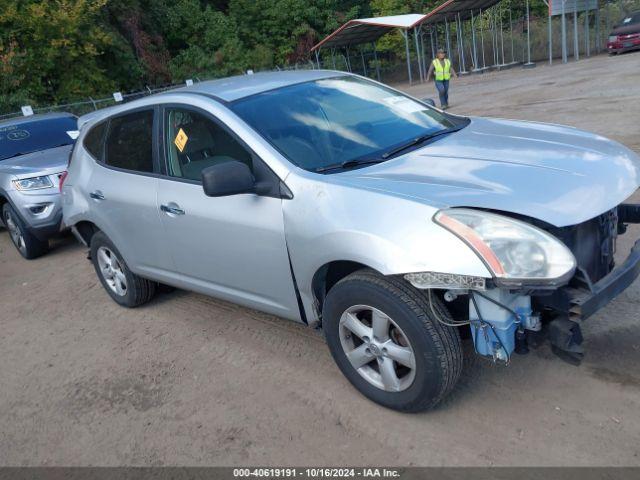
[
  {"x1": 155, "y1": 104, "x2": 300, "y2": 320},
  {"x1": 86, "y1": 107, "x2": 173, "y2": 276}
]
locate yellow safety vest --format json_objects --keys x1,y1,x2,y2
[{"x1": 432, "y1": 58, "x2": 451, "y2": 81}]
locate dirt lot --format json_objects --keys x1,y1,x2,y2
[{"x1": 1, "y1": 52, "x2": 640, "y2": 467}]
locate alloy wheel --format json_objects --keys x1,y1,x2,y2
[
  {"x1": 96, "y1": 246, "x2": 128, "y2": 296},
  {"x1": 4, "y1": 210, "x2": 26, "y2": 254},
  {"x1": 338, "y1": 304, "x2": 416, "y2": 392}
]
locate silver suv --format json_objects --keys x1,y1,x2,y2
[
  {"x1": 62, "y1": 71, "x2": 640, "y2": 411},
  {"x1": 0, "y1": 113, "x2": 77, "y2": 258}
]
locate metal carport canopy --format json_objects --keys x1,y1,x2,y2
[
  {"x1": 311, "y1": 14, "x2": 427, "y2": 51},
  {"x1": 420, "y1": 0, "x2": 504, "y2": 24}
]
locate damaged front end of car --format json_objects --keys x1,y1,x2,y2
[{"x1": 407, "y1": 203, "x2": 640, "y2": 365}]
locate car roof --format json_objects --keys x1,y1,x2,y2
[
  {"x1": 78, "y1": 70, "x2": 351, "y2": 129},
  {"x1": 77, "y1": 105, "x2": 120, "y2": 129},
  {"x1": 0, "y1": 111, "x2": 76, "y2": 128},
  {"x1": 166, "y1": 69, "x2": 349, "y2": 102}
]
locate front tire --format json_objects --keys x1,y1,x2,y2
[
  {"x1": 90, "y1": 231, "x2": 156, "y2": 307},
  {"x1": 323, "y1": 269, "x2": 462, "y2": 412},
  {"x1": 2, "y1": 203, "x2": 49, "y2": 259}
]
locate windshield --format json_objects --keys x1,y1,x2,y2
[
  {"x1": 0, "y1": 116, "x2": 78, "y2": 161},
  {"x1": 619, "y1": 12, "x2": 640, "y2": 24},
  {"x1": 231, "y1": 77, "x2": 463, "y2": 172}
]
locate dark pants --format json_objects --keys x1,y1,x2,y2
[{"x1": 435, "y1": 80, "x2": 449, "y2": 107}]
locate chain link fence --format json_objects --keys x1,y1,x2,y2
[
  {"x1": 0, "y1": 62, "x2": 318, "y2": 122},
  {"x1": 316, "y1": 0, "x2": 640, "y2": 86}
]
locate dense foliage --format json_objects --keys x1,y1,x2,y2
[
  {"x1": 0, "y1": 0, "x2": 438, "y2": 111},
  {"x1": 2, "y1": 0, "x2": 613, "y2": 112}
]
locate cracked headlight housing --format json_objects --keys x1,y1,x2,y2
[
  {"x1": 13, "y1": 176, "x2": 53, "y2": 191},
  {"x1": 434, "y1": 208, "x2": 576, "y2": 286}
]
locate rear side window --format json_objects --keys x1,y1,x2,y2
[
  {"x1": 104, "y1": 110, "x2": 154, "y2": 173},
  {"x1": 83, "y1": 122, "x2": 106, "y2": 161}
]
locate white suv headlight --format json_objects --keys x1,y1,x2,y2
[
  {"x1": 434, "y1": 208, "x2": 576, "y2": 286},
  {"x1": 13, "y1": 176, "x2": 53, "y2": 191}
]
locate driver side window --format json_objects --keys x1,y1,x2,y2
[{"x1": 164, "y1": 108, "x2": 253, "y2": 181}]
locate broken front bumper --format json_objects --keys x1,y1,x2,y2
[
  {"x1": 568, "y1": 237, "x2": 640, "y2": 319},
  {"x1": 567, "y1": 204, "x2": 640, "y2": 320}
]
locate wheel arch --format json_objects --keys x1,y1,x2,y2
[
  {"x1": 0, "y1": 193, "x2": 8, "y2": 227},
  {"x1": 73, "y1": 220, "x2": 101, "y2": 246},
  {"x1": 311, "y1": 260, "x2": 378, "y2": 321}
]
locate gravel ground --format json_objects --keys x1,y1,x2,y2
[{"x1": 1, "y1": 52, "x2": 639, "y2": 467}]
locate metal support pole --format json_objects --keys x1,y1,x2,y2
[
  {"x1": 524, "y1": 0, "x2": 535, "y2": 67},
  {"x1": 345, "y1": 47, "x2": 352, "y2": 72},
  {"x1": 491, "y1": 8, "x2": 498, "y2": 67},
  {"x1": 562, "y1": 0, "x2": 568, "y2": 63},
  {"x1": 372, "y1": 42, "x2": 381, "y2": 81},
  {"x1": 455, "y1": 16, "x2": 462, "y2": 69},
  {"x1": 360, "y1": 48, "x2": 367, "y2": 77},
  {"x1": 402, "y1": 31, "x2": 413, "y2": 84},
  {"x1": 414, "y1": 27, "x2": 424, "y2": 82},
  {"x1": 595, "y1": 5, "x2": 601, "y2": 52},
  {"x1": 549, "y1": 10, "x2": 553, "y2": 65},
  {"x1": 480, "y1": 9, "x2": 486, "y2": 68},
  {"x1": 499, "y1": 6, "x2": 506, "y2": 65},
  {"x1": 420, "y1": 29, "x2": 428, "y2": 78},
  {"x1": 445, "y1": 18, "x2": 451, "y2": 56},
  {"x1": 471, "y1": 10, "x2": 479, "y2": 70},
  {"x1": 458, "y1": 13, "x2": 467, "y2": 73},
  {"x1": 430, "y1": 28, "x2": 435, "y2": 59},
  {"x1": 585, "y1": 9, "x2": 590, "y2": 57},
  {"x1": 574, "y1": 9, "x2": 579, "y2": 60},
  {"x1": 509, "y1": 3, "x2": 515, "y2": 63},
  {"x1": 331, "y1": 49, "x2": 336, "y2": 69},
  {"x1": 315, "y1": 50, "x2": 321, "y2": 69}
]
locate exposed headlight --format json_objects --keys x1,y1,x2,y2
[
  {"x1": 609, "y1": 35, "x2": 618, "y2": 42},
  {"x1": 434, "y1": 208, "x2": 576, "y2": 286},
  {"x1": 12, "y1": 176, "x2": 53, "y2": 191}
]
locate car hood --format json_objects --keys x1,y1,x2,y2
[
  {"x1": 0, "y1": 144, "x2": 72, "y2": 179},
  {"x1": 334, "y1": 117, "x2": 640, "y2": 227}
]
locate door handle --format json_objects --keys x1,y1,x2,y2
[
  {"x1": 160, "y1": 204, "x2": 185, "y2": 216},
  {"x1": 89, "y1": 191, "x2": 105, "y2": 201}
]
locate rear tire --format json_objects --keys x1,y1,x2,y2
[
  {"x1": 2, "y1": 203, "x2": 49, "y2": 259},
  {"x1": 90, "y1": 231, "x2": 156, "y2": 307},
  {"x1": 323, "y1": 269, "x2": 462, "y2": 412}
]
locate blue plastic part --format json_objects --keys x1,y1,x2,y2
[
  {"x1": 470, "y1": 292, "x2": 532, "y2": 360},
  {"x1": 471, "y1": 318, "x2": 517, "y2": 359}
]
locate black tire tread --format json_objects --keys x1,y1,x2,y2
[
  {"x1": 331, "y1": 269, "x2": 463, "y2": 411},
  {"x1": 90, "y1": 231, "x2": 156, "y2": 308},
  {"x1": 2, "y1": 203, "x2": 49, "y2": 259}
]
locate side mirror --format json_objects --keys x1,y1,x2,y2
[
  {"x1": 421, "y1": 98, "x2": 436, "y2": 107},
  {"x1": 202, "y1": 160, "x2": 255, "y2": 197}
]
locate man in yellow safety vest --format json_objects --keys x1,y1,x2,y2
[{"x1": 426, "y1": 48, "x2": 458, "y2": 110}]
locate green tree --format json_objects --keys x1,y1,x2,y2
[
  {"x1": 229, "y1": 0, "x2": 358, "y2": 66},
  {"x1": 150, "y1": 0, "x2": 246, "y2": 79},
  {"x1": 0, "y1": 0, "x2": 118, "y2": 108}
]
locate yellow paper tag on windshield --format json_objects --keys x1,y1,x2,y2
[{"x1": 174, "y1": 128, "x2": 188, "y2": 152}]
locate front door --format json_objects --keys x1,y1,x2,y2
[{"x1": 156, "y1": 105, "x2": 300, "y2": 320}]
